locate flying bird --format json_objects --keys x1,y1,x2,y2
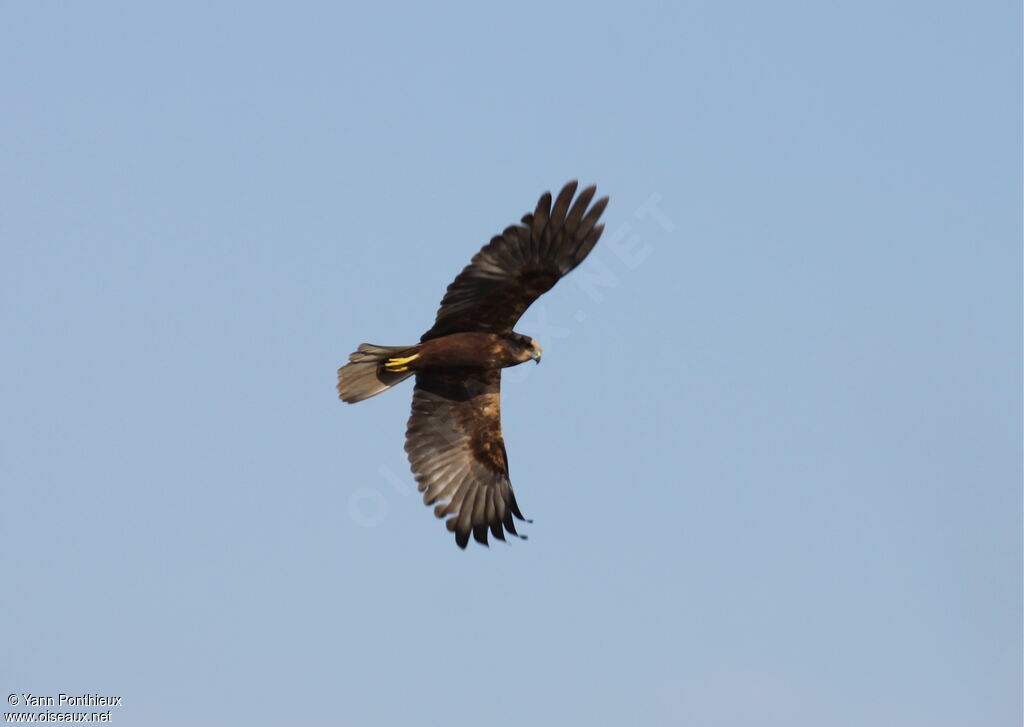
[{"x1": 337, "y1": 181, "x2": 608, "y2": 548}]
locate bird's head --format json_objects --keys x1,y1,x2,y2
[{"x1": 510, "y1": 334, "x2": 543, "y2": 365}]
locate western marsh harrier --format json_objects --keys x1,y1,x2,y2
[{"x1": 338, "y1": 181, "x2": 608, "y2": 548}]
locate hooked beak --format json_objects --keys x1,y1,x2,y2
[{"x1": 528, "y1": 339, "x2": 542, "y2": 364}]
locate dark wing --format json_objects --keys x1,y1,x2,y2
[
  {"x1": 405, "y1": 369, "x2": 528, "y2": 548},
  {"x1": 420, "y1": 181, "x2": 608, "y2": 341}
]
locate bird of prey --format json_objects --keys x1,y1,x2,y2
[{"x1": 337, "y1": 181, "x2": 608, "y2": 548}]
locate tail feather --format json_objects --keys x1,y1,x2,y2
[{"x1": 337, "y1": 343, "x2": 417, "y2": 403}]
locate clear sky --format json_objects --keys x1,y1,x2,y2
[{"x1": 2, "y1": 2, "x2": 1020, "y2": 725}]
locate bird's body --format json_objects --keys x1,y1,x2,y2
[
  {"x1": 380, "y1": 332, "x2": 540, "y2": 374},
  {"x1": 337, "y1": 181, "x2": 608, "y2": 547}
]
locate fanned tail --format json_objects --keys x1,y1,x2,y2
[{"x1": 337, "y1": 343, "x2": 418, "y2": 403}]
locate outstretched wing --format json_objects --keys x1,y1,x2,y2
[
  {"x1": 420, "y1": 181, "x2": 608, "y2": 341},
  {"x1": 405, "y1": 369, "x2": 528, "y2": 548}
]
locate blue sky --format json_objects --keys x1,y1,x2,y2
[{"x1": 2, "y1": 2, "x2": 1020, "y2": 725}]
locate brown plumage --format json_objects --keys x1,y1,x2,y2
[{"x1": 337, "y1": 181, "x2": 608, "y2": 548}]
